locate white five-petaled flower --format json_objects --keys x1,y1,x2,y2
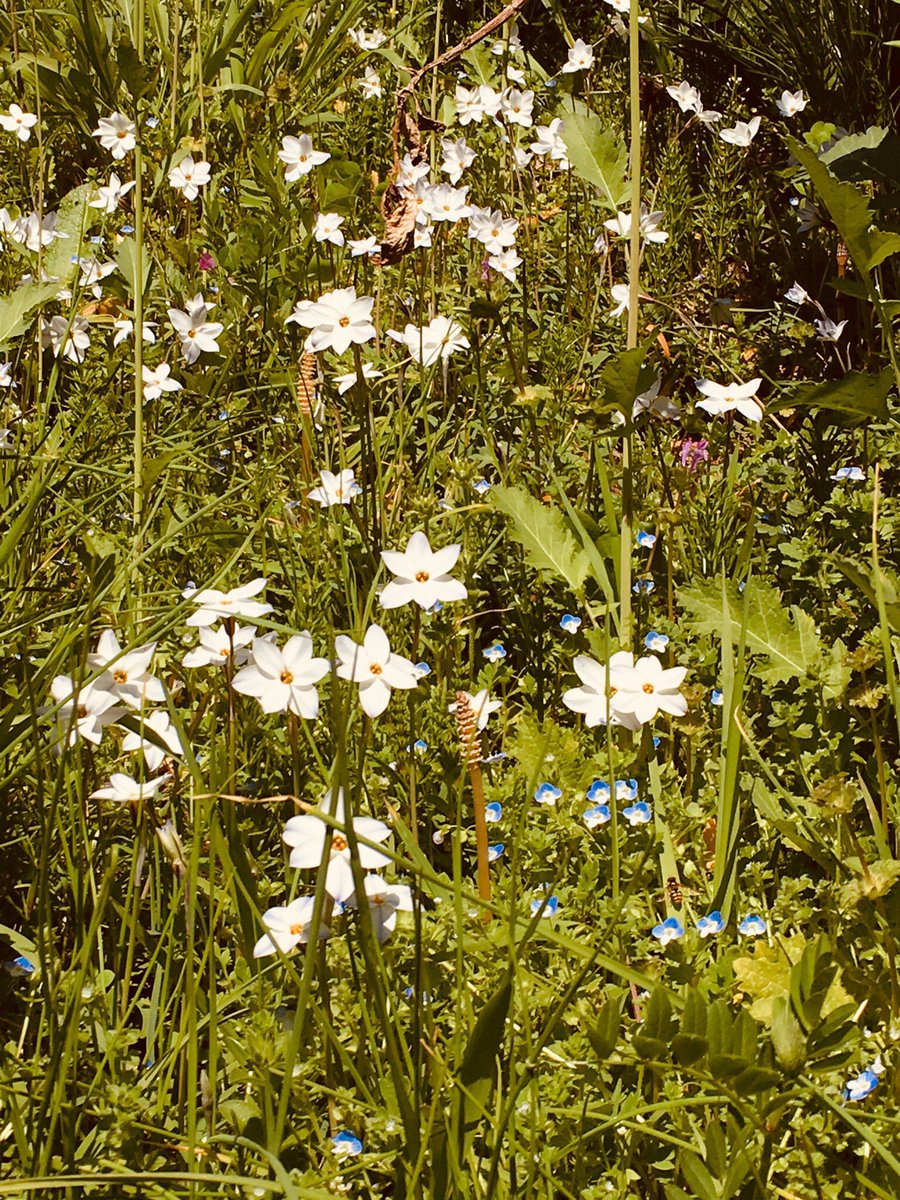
[
  {"x1": 358, "y1": 67, "x2": 382, "y2": 99},
  {"x1": 142, "y1": 363, "x2": 182, "y2": 400},
  {"x1": 455, "y1": 84, "x2": 502, "y2": 126},
  {"x1": 349, "y1": 875, "x2": 414, "y2": 942},
  {"x1": 603, "y1": 206, "x2": 668, "y2": 244},
  {"x1": 93, "y1": 112, "x2": 137, "y2": 158},
  {"x1": 90, "y1": 172, "x2": 136, "y2": 214},
  {"x1": 232, "y1": 633, "x2": 329, "y2": 719},
  {"x1": 183, "y1": 577, "x2": 272, "y2": 627},
  {"x1": 719, "y1": 116, "x2": 761, "y2": 147},
  {"x1": 0, "y1": 104, "x2": 38, "y2": 141},
  {"x1": 422, "y1": 182, "x2": 472, "y2": 223},
  {"x1": 121, "y1": 709, "x2": 184, "y2": 771},
  {"x1": 314, "y1": 212, "x2": 345, "y2": 246},
  {"x1": 182, "y1": 623, "x2": 255, "y2": 668},
  {"x1": 253, "y1": 895, "x2": 329, "y2": 958},
  {"x1": 380, "y1": 531, "x2": 467, "y2": 610},
  {"x1": 489, "y1": 248, "x2": 523, "y2": 281},
  {"x1": 334, "y1": 624, "x2": 419, "y2": 718},
  {"x1": 113, "y1": 318, "x2": 157, "y2": 347},
  {"x1": 42, "y1": 316, "x2": 90, "y2": 364},
  {"x1": 468, "y1": 208, "x2": 519, "y2": 253},
  {"x1": 695, "y1": 377, "x2": 764, "y2": 422},
  {"x1": 47, "y1": 675, "x2": 123, "y2": 747},
  {"x1": 632, "y1": 374, "x2": 680, "y2": 421},
  {"x1": 666, "y1": 81, "x2": 700, "y2": 112},
  {"x1": 396, "y1": 152, "x2": 431, "y2": 191},
  {"x1": 11, "y1": 210, "x2": 66, "y2": 251},
  {"x1": 500, "y1": 88, "x2": 534, "y2": 128},
  {"x1": 530, "y1": 118, "x2": 569, "y2": 167},
  {"x1": 168, "y1": 293, "x2": 223, "y2": 364},
  {"x1": 168, "y1": 155, "x2": 211, "y2": 201},
  {"x1": 90, "y1": 771, "x2": 170, "y2": 804},
  {"x1": 348, "y1": 235, "x2": 379, "y2": 257},
  {"x1": 333, "y1": 363, "x2": 383, "y2": 394},
  {"x1": 448, "y1": 689, "x2": 501, "y2": 732},
  {"x1": 88, "y1": 629, "x2": 166, "y2": 708},
  {"x1": 609, "y1": 654, "x2": 688, "y2": 725},
  {"x1": 308, "y1": 468, "x2": 361, "y2": 507},
  {"x1": 562, "y1": 651, "x2": 641, "y2": 730},
  {"x1": 348, "y1": 27, "x2": 387, "y2": 50},
  {"x1": 278, "y1": 134, "x2": 330, "y2": 181},
  {"x1": 286, "y1": 287, "x2": 376, "y2": 355},
  {"x1": 387, "y1": 316, "x2": 469, "y2": 366},
  {"x1": 282, "y1": 789, "x2": 392, "y2": 904},
  {"x1": 784, "y1": 281, "x2": 812, "y2": 306},
  {"x1": 776, "y1": 90, "x2": 807, "y2": 117},
  {"x1": 561, "y1": 38, "x2": 594, "y2": 73},
  {"x1": 816, "y1": 316, "x2": 848, "y2": 342},
  {"x1": 440, "y1": 136, "x2": 476, "y2": 184}
]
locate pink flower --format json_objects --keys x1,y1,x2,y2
[
  {"x1": 679, "y1": 438, "x2": 709, "y2": 472},
  {"x1": 198, "y1": 250, "x2": 216, "y2": 271}
]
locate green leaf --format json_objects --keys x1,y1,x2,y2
[
  {"x1": 679, "y1": 1151, "x2": 719, "y2": 1200},
  {"x1": 832, "y1": 554, "x2": 900, "y2": 634},
  {"x1": 560, "y1": 108, "x2": 628, "y2": 211},
  {"x1": 0, "y1": 282, "x2": 61, "y2": 348},
  {"x1": 598, "y1": 343, "x2": 657, "y2": 417},
  {"x1": 491, "y1": 485, "x2": 590, "y2": 593},
  {"x1": 773, "y1": 369, "x2": 893, "y2": 423},
  {"x1": 731, "y1": 1065, "x2": 781, "y2": 1094},
  {"x1": 770, "y1": 996, "x2": 807, "y2": 1073},
  {"x1": 587, "y1": 992, "x2": 624, "y2": 1061},
  {"x1": 456, "y1": 970, "x2": 512, "y2": 1138}
]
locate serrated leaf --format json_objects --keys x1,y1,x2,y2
[
  {"x1": 560, "y1": 109, "x2": 628, "y2": 211},
  {"x1": 773, "y1": 369, "x2": 893, "y2": 423},
  {"x1": 491, "y1": 485, "x2": 590, "y2": 593},
  {"x1": 0, "y1": 282, "x2": 61, "y2": 348},
  {"x1": 599, "y1": 343, "x2": 657, "y2": 417}
]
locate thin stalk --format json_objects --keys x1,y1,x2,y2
[{"x1": 455, "y1": 691, "x2": 491, "y2": 916}]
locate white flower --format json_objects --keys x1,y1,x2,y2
[
  {"x1": 513, "y1": 147, "x2": 533, "y2": 169},
  {"x1": 348, "y1": 27, "x2": 387, "y2": 50},
  {"x1": 500, "y1": 88, "x2": 534, "y2": 128},
  {"x1": 488, "y1": 248, "x2": 523, "y2": 281},
  {"x1": 610, "y1": 283, "x2": 630, "y2": 317},
  {"x1": 492, "y1": 22, "x2": 523, "y2": 53},
  {"x1": 440, "y1": 136, "x2": 476, "y2": 184},
  {"x1": 608, "y1": 654, "x2": 688, "y2": 725},
  {"x1": 0, "y1": 362, "x2": 13, "y2": 388},
  {"x1": 90, "y1": 172, "x2": 136, "y2": 214},
  {"x1": 278, "y1": 134, "x2": 330, "y2": 181},
  {"x1": 696, "y1": 104, "x2": 723, "y2": 126},
  {"x1": 380, "y1": 531, "x2": 467, "y2": 610},
  {"x1": 455, "y1": 84, "x2": 501, "y2": 126},
  {"x1": 168, "y1": 293, "x2": 223, "y2": 363},
  {"x1": 448, "y1": 689, "x2": 501, "y2": 732},
  {"x1": 47, "y1": 674, "x2": 123, "y2": 747},
  {"x1": 603, "y1": 206, "x2": 668, "y2": 243},
  {"x1": 12, "y1": 210, "x2": 66, "y2": 252},
  {"x1": 387, "y1": 316, "x2": 469, "y2": 366},
  {"x1": 121, "y1": 709, "x2": 184, "y2": 771},
  {"x1": 468, "y1": 207, "x2": 519, "y2": 253},
  {"x1": 348, "y1": 235, "x2": 379, "y2": 257},
  {"x1": 422, "y1": 183, "x2": 472, "y2": 223},
  {"x1": 182, "y1": 623, "x2": 255, "y2": 668},
  {"x1": 142, "y1": 363, "x2": 182, "y2": 401},
  {"x1": 632, "y1": 374, "x2": 680, "y2": 420},
  {"x1": 0, "y1": 104, "x2": 38, "y2": 142},
  {"x1": 282, "y1": 789, "x2": 391, "y2": 903},
  {"x1": 719, "y1": 116, "x2": 761, "y2": 147},
  {"x1": 168, "y1": 155, "x2": 211, "y2": 201},
  {"x1": 562, "y1": 38, "x2": 594, "y2": 73},
  {"x1": 776, "y1": 89, "x2": 807, "y2": 117},
  {"x1": 666, "y1": 81, "x2": 700, "y2": 112},
  {"x1": 88, "y1": 629, "x2": 166, "y2": 708},
  {"x1": 113, "y1": 318, "x2": 157, "y2": 347},
  {"x1": 232, "y1": 633, "x2": 329, "y2": 719},
  {"x1": 42, "y1": 315, "x2": 90, "y2": 364},
  {"x1": 413, "y1": 223, "x2": 433, "y2": 248},
  {"x1": 93, "y1": 112, "x2": 137, "y2": 159},
  {"x1": 184, "y1": 577, "x2": 272, "y2": 627},
  {"x1": 507, "y1": 66, "x2": 526, "y2": 84},
  {"x1": 253, "y1": 895, "x2": 329, "y2": 957},
  {"x1": 90, "y1": 772, "x2": 170, "y2": 803},
  {"x1": 333, "y1": 362, "x2": 383, "y2": 394},
  {"x1": 695, "y1": 377, "x2": 763, "y2": 422},
  {"x1": 286, "y1": 286, "x2": 376, "y2": 354},
  {"x1": 335, "y1": 624, "x2": 419, "y2": 718},
  {"x1": 563, "y1": 651, "x2": 640, "y2": 729},
  {"x1": 396, "y1": 153, "x2": 430, "y2": 191},
  {"x1": 815, "y1": 316, "x2": 848, "y2": 342},
  {"x1": 313, "y1": 211, "x2": 344, "y2": 246},
  {"x1": 308, "y1": 468, "x2": 361, "y2": 507},
  {"x1": 349, "y1": 875, "x2": 414, "y2": 942},
  {"x1": 530, "y1": 118, "x2": 569, "y2": 167},
  {"x1": 77, "y1": 257, "x2": 118, "y2": 297},
  {"x1": 358, "y1": 67, "x2": 382, "y2": 99},
  {"x1": 604, "y1": 0, "x2": 630, "y2": 11},
  {"x1": 784, "y1": 281, "x2": 811, "y2": 305}
]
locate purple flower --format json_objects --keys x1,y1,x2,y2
[
  {"x1": 679, "y1": 437, "x2": 709, "y2": 472},
  {"x1": 198, "y1": 250, "x2": 217, "y2": 271},
  {"x1": 481, "y1": 257, "x2": 492, "y2": 282}
]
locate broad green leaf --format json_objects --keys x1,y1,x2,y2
[
  {"x1": 587, "y1": 992, "x2": 624, "y2": 1061},
  {"x1": 770, "y1": 996, "x2": 806, "y2": 1072},
  {"x1": 560, "y1": 109, "x2": 628, "y2": 211},
  {"x1": 491, "y1": 484, "x2": 590, "y2": 593},
  {"x1": 679, "y1": 1151, "x2": 719, "y2": 1200},
  {"x1": 598, "y1": 343, "x2": 657, "y2": 417},
  {"x1": 832, "y1": 554, "x2": 900, "y2": 633},
  {"x1": 456, "y1": 970, "x2": 512, "y2": 1139},
  {"x1": 0, "y1": 282, "x2": 61, "y2": 348},
  {"x1": 772, "y1": 368, "x2": 893, "y2": 423},
  {"x1": 43, "y1": 182, "x2": 96, "y2": 283}
]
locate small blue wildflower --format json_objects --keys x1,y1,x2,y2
[
  {"x1": 89, "y1": 235, "x2": 103, "y2": 244},
  {"x1": 623, "y1": 801, "x2": 652, "y2": 825},
  {"x1": 738, "y1": 914, "x2": 768, "y2": 937},
  {"x1": 482, "y1": 751, "x2": 507, "y2": 764},
  {"x1": 545, "y1": 79, "x2": 557, "y2": 88},
  {"x1": 636, "y1": 531, "x2": 657, "y2": 549},
  {"x1": 652, "y1": 736, "x2": 661, "y2": 749},
  {"x1": 483, "y1": 641, "x2": 506, "y2": 662},
  {"x1": 3, "y1": 955, "x2": 35, "y2": 977},
  {"x1": 587, "y1": 779, "x2": 610, "y2": 802},
  {"x1": 413, "y1": 661, "x2": 431, "y2": 678},
  {"x1": 644, "y1": 630, "x2": 669, "y2": 653},
  {"x1": 710, "y1": 689, "x2": 724, "y2": 706},
  {"x1": 145, "y1": 116, "x2": 160, "y2": 128},
  {"x1": 331, "y1": 1131, "x2": 363, "y2": 1158},
  {"x1": 119, "y1": 224, "x2": 135, "y2": 234},
  {"x1": 427, "y1": 600, "x2": 443, "y2": 614},
  {"x1": 652, "y1": 916, "x2": 684, "y2": 945},
  {"x1": 473, "y1": 478, "x2": 492, "y2": 495},
  {"x1": 485, "y1": 802, "x2": 503, "y2": 823},
  {"x1": 696, "y1": 911, "x2": 725, "y2": 938},
  {"x1": 406, "y1": 738, "x2": 427, "y2": 754},
  {"x1": 487, "y1": 843, "x2": 505, "y2": 862},
  {"x1": 533, "y1": 782, "x2": 562, "y2": 805},
  {"x1": 616, "y1": 778, "x2": 639, "y2": 801},
  {"x1": 583, "y1": 803, "x2": 611, "y2": 828},
  {"x1": 531, "y1": 895, "x2": 559, "y2": 917},
  {"x1": 559, "y1": 613, "x2": 582, "y2": 634},
  {"x1": 633, "y1": 578, "x2": 655, "y2": 594},
  {"x1": 844, "y1": 1069, "x2": 879, "y2": 1101},
  {"x1": 832, "y1": 466, "x2": 865, "y2": 482}
]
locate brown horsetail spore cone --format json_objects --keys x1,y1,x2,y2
[
  {"x1": 455, "y1": 691, "x2": 491, "y2": 914},
  {"x1": 298, "y1": 352, "x2": 318, "y2": 420}
]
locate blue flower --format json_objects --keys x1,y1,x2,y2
[
  {"x1": 533, "y1": 782, "x2": 562, "y2": 805},
  {"x1": 616, "y1": 778, "x2": 639, "y2": 801},
  {"x1": 633, "y1": 578, "x2": 655, "y2": 594},
  {"x1": 696, "y1": 911, "x2": 725, "y2": 938},
  {"x1": 485, "y1": 802, "x2": 503, "y2": 823},
  {"x1": 145, "y1": 115, "x2": 160, "y2": 128},
  {"x1": 331, "y1": 1131, "x2": 363, "y2": 1158},
  {"x1": 3, "y1": 954, "x2": 35, "y2": 977},
  {"x1": 413, "y1": 661, "x2": 431, "y2": 678},
  {"x1": 487, "y1": 843, "x2": 505, "y2": 862},
  {"x1": 473, "y1": 478, "x2": 492, "y2": 495},
  {"x1": 636, "y1": 531, "x2": 657, "y2": 548},
  {"x1": 482, "y1": 751, "x2": 507, "y2": 765},
  {"x1": 530, "y1": 894, "x2": 559, "y2": 917},
  {"x1": 623, "y1": 801, "x2": 652, "y2": 825},
  {"x1": 119, "y1": 223, "x2": 135, "y2": 234},
  {"x1": 652, "y1": 917, "x2": 684, "y2": 945},
  {"x1": 832, "y1": 466, "x2": 865, "y2": 482},
  {"x1": 483, "y1": 641, "x2": 506, "y2": 662},
  {"x1": 559, "y1": 613, "x2": 582, "y2": 634},
  {"x1": 644, "y1": 631, "x2": 669, "y2": 653},
  {"x1": 844, "y1": 1069, "x2": 879, "y2": 1101},
  {"x1": 427, "y1": 600, "x2": 444, "y2": 614},
  {"x1": 406, "y1": 738, "x2": 427, "y2": 754},
  {"x1": 587, "y1": 779, "x2": 611, "y2": 802},
  {"x1": 710, "y1": 689, "x2": 724, "y2": 706},
  {"x1": 583, "y1": 803, "x2": 611, "y2": 828},
  {"x1": 738, "y1": 914, "x2": 767, "y2": 937},
  {"x1": 652, "y1": 736, "x2": 661, "y2": 749}
]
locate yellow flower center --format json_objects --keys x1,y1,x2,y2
[
  {"x1": 415, "y1": 571, "x2": 429, "y2": 582},
  {"x1": 339, "y1": 316, "x2": 350, "y2": 327},
  {"x1": 280, "y1": 670, "x2": 294, "y2": 684},
  {"x1": 332, "y1": 835, "x2": 348, "y2": 852},
  {"x1": 370, "y1": 663, "x2": 383, "y2": 675},
  {"x1": 642, "y1": 683, "x2": 655, "y2": 694},
  {"x1": 113, "y1": 669, "x2": 127, "y2": 684},
  {"x1": 289, "y1": 923, "x2": 304, "y2": 935}
]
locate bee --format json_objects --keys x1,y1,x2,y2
[{"x1": 665, "y1": 876, "x2": 683, "y2": 907}]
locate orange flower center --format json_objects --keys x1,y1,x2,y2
[
  {"x1": 332, "y1": 835, "x2": 348, "y2": 852},
  {"x1": 370, "y1": 663, "x2": 383, "y2": 675},
  {"x1": 339, "y1": 316, "x2": 350, "y2": 327},
  {"x1": 642, "y1": 683, "x2": 655, "y2": 694},
  {"x1": 280, "y1": 670, "x2": 294, "y2": 684},
  {"x1": 289, "y1": 923, "x2": 304, "y2": 935},
  {"x1": 415, "y1": 571, "x2": 429, "y2": 582},
  {"x1": 113, "y1": 670, "x2": 127, "y2": 684}
]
